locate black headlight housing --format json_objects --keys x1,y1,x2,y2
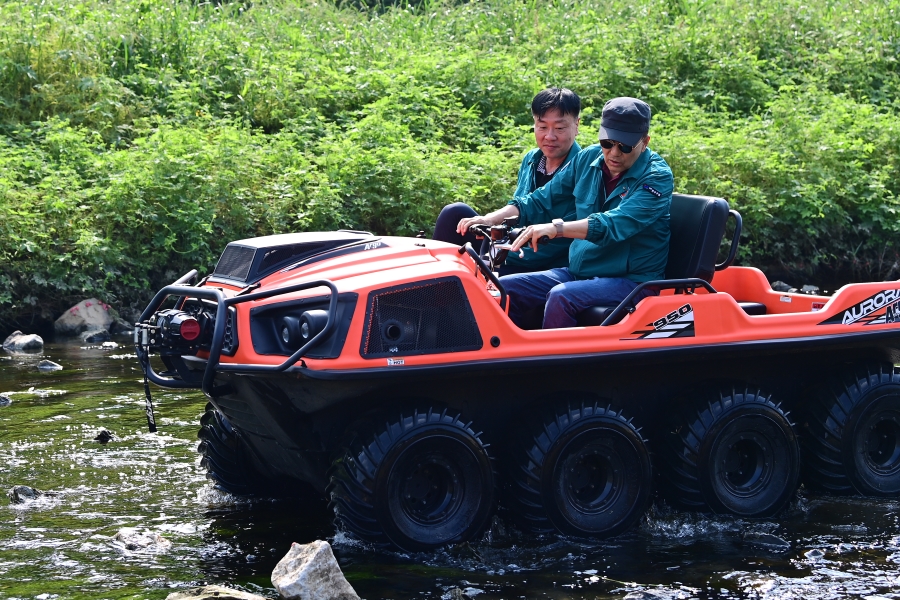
[
  {"x1": 250, "y1": 293, "x2": 358, "y2": 358},
  {"x1": 279, "y1": 310, "x2": 330, "y2": 349}
]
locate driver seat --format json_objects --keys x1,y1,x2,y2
[{"x1": 575, "y1": 193, "x2": 731, "y2": 327}]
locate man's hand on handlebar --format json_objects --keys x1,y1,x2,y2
[
  {"x1": 511, "y1": 223, "x2": 557, "y2": 253},
  {"x1": 457, "y1": 205, "x2": 521, "y2": 236},
  {"x1": 457, "y1": 214, "x2": 498, "y2": 236}
]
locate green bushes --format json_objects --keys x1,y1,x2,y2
[{"x1": 0, "y1": 0, "x2": 899, "y2": 328}]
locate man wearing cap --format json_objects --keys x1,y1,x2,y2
[
  {"x1": 434, "y1": 87, "x2": 582, "y2": 275},
  {"x1": 467, "y1": 97, "x2": 673, "y2": 329}
]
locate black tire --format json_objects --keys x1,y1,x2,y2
[
  {"x1": 509, "y1": 402, "x2": 652, "y2": 538},
  {"x1": 327, "y1": 407, "x2": 495, "y2": 551},
  {"x1": 803, "y1": 362, "x2": 900, "y2": 496},
  {"x1": 662, "y1": 386, "x2": 799, "y2": 517},
  {"x1": 198, "y1": 403, "x2": 296, "y2": 497}
]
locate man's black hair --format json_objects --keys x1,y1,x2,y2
[{"x1": 531, "y1": 87, "x2": 581, "y2": 119}]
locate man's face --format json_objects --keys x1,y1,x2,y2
[
  {"x1": 533, "y1": 108, "x2": 579, "y2": 161},
  {"x1": 601, "y1": 136, "x2": 649, "y2": 177}
]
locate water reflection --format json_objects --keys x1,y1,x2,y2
[{"x1": 1, "y1": 339, "x2": 899, "y2": 599}]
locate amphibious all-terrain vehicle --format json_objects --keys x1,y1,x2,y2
[{"x1": 135, "y1": 194, "x2": 900, "y2": 551}]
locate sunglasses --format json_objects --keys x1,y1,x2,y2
[{"x1": 599, "y1": 138, "x2": 643, "y2": 154}]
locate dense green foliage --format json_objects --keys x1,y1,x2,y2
[{"x1": 1, "y1": 0, "x2": 899, "y2": 328}]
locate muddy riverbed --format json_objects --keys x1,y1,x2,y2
[{"x1": 1, "y1": 338, "x2": 899, "y2": 599}]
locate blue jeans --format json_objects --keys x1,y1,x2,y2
[{"x1": 501, "y1": 268, "x2": 654, "y2": 329}]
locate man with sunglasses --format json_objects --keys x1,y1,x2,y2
[
  {"x1": 433, "y1": 87, "x2": 581, "y2": 275},
  {"x1": 492, "y1": 97, "x2": 673, "y2": 329}
]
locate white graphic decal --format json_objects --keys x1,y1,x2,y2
[
  {"x1": 819, "y1": 289, "x2": 900, "y2": 326},
  {"x1": 628, "y1": 304, "x2": 695, "y2": 339}
]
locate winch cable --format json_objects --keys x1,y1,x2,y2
[
  {"x1": 143, "y1": 373, "x2": 158, "y2": 433},
  {"x1": 136, "y1": 347, "x2": 158, "y2": 433}
]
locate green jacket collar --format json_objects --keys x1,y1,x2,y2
[
  {"x1": 589, "y1": 147, "x2": 652, "y2": 185},
  {"x1": 526, "y1": 141, "x2": 582, "y2": 168}
]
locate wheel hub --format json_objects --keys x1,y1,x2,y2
[
  {"x1": 724, "y1": 437, "x2": 766, "y2": 491},
  {"x1": 862, "y1": 413, "x2": 900, "y2": 475},
  {"x1": 560, "y1": 444, "x2": 620, "y2": 513},
  {"x1": 396, "y1": 452, "x2": 463, "y2": 526}
]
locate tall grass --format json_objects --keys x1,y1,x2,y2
[{"x1": 1, "y1": 0, "x2": 899, "y2": 328}]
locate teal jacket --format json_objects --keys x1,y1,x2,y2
[
  {"x1": 504, "y1": 142, "x2": 580, "y2": 271},
  {"x1": 509, "y1": 144, "x2": 673, "y2": 282}
]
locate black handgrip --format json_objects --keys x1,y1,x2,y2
[{"x1": 716, "y1": 209, "x2": 742, "y2": 271}]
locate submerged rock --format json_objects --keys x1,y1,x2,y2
[
  {"x1": 0, "y1": 394, "x2": 11, "y2": 407},
  {"x1": 623, "y1": 591, "x2": 663, "y2": 599},
  {"x1": 2, "y1": 331, "x2": 44, "y2": 353},
  {"x1": 94, "y1": 429, "x2": 113, "y2": 444},
  {"x1": 805, "y1": 548, "x2": 826, "y2": 560},
  {"x1": 113, "y1": 527, "x2": 172, "y2": 551},
  {"x1": 165, "y1": 585, "x2": 267, "y2": 600},
  {"x1": 81, "y1": 329, "x2": 111, "y2": 343},
  {"x1": 36, "y1": 360, "x2": 63, "y2": 372},
  {"x1": 444, "y1": 588, "x2": 486, "y2": 600},
  {"x1": 8, "y1": 485, "x2": 43, "y2": 504},
  {"x1": 271, "y1": 540, "x2": 359, "y2": 600},
  {"x1": 743, "y1": 531, "x2": 791, "y2": 551}
]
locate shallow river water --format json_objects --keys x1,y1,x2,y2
[{"x1": 1, "y1": 338, "x2": 899, "y2": 599}]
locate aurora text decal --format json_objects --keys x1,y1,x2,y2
[{"x1": 818, "y1": 289, "x2": 900, "y2": 326}]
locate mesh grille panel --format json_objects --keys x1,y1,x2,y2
[
  {"x1": 362, "y1": 278, "x2": 482, "y2": 357},
  {"x1": 214, "y1": 245, "x2": 256, "y2": 281}
]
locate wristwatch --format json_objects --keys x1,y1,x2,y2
[{"x1": 552, "y1": 218, "x2": 565, "y2": 238}]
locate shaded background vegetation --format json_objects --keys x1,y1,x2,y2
[{"x1": 1, "y1": 0, "x2": 899, "y2": 333}]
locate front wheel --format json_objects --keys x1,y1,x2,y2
[
  {"x1": 662, "y1": 386, "x2": 799, "y2": 517},
  {"x1": 509, "y1": 401, "x2": 652, "y2": 538},
  {"x1": 197, "y1": 403, "x2": 296, "y2": 497},
  {"x1": 328, "y1": 407, "x2": 495, "y2": 551}
]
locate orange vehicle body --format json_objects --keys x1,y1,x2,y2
[
  {"x1": 136, "y1": 227, "x2": 900, "y2": 551},
  {"x1": 191, "y1": 238, "x2": 900, "y2": 369}
]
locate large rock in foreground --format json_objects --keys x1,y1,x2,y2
[
  {"x1": 271, "y1": 540, "x2": 359, "y2": 600},
  {"x1": 54, "y1": 299, "x2": 114, "y2": 337},
  {"x1": 165, "y1": 585, "x2": 267, "y2": 600},
  {"x1": 2, "y1": 331, "x2": 44, "y2": 353}
]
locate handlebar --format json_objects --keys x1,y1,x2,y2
[{"x1": 457, "y1": 243, "x2": 508, "y2": 311}]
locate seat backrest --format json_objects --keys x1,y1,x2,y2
[{"x1": 665, "y1": 193, "x2": 729, "y2": 282}]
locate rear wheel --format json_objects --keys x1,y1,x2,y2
[
  {"x1": 509, "y1": 401, "x2": 652, "y2": 538},
  {"x1": 662, "y1": 387, "x2": 799, "y2": 517},
  {"x1": 327, "y1": 407, "x2": 495, "y2": 551},
  {"x1": 198, "y1": 403, "x2": 300, "y2": 497},
  {"x1": 803, "y1": 363, "x2": 900, "y2": 496}
]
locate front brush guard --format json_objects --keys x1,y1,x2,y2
[{"x1": 135, "y1": 270, "x2": 338, "y2": 397}]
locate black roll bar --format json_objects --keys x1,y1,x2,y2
[
  {"x1": 715, "y1": 209, "x2": 742, "y2": 271},
  {"x1": 136, "y1": 274, "x2": 338, "y2": 397},
  {"x1": 458, "y1": 242, "x2": 508, "y2": 310},
  {"x1": 601, "y1": 278, "x2": 718, "y2": 326}
]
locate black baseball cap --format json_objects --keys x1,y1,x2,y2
[{"x1": 598, "y1": 97, "x2": 651, "y2": 146}]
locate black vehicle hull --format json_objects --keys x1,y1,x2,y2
[{"x1": 204, "y1": 331, "x2": 900, "y2": 494}]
